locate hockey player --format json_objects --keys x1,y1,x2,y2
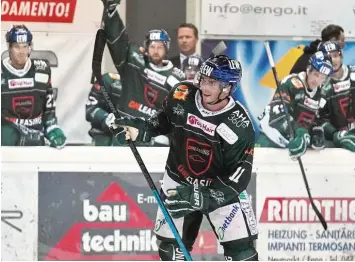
[
  {"x1": 182, "y1": 55, "x2": 203, "y2": 81},
  {"x1": 85, "y1": 72, "x2": 123, "y2": 146},
  {"x1": 1, "y1": 25, "x2": 66, "y2": 148},
  {"x1": 257, "y1": 51, "x2": 334, "y2": 158},
  {"x1": 100, "y1": 0, "x2": 186, "y2": 120},
  {"x1": 317, "y1": 41, "x2": 355, "y2": 152},
  {"x1": 107, "y1": 54, "x2": 258, "y2": 260}
]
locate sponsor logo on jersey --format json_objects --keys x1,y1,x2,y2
[
  {"x1": 172, "y1": 104, "x2": 185, "y2": 116},
  {"x1": 228, "y1": 110, "x2": 250, "y2": 128},
  {"x1": 172, "y1": 67, "x2": 185, "y2": 79},
  {"x1": 33, "y1": 60, "x2": 47, "y2": 71},
  {"x1": 128, "y1": 100, "x2": 157, "y2": 117},
  {"x1": 291, "y1": 77, "x2": 303, "y2": 89},
  {"x1": 173, "y1": 85, "x2": 189, "y2": 101},
  {"x1": 144, "y1": 68, "x2": 167, "y2": 85},
  {"x1": 187, "y1": 113, "x2": 217, "y2": 136},
  {"x1": 333, "y1": 80, "x2": 351, "y2": 93},
  {"x1": 200, "y1": 64, "x2": 213, "y2": 76},
  {"x1": 177, "y1": 164, "x2": 212, "y2": 186},
  {"x1": 304, "y1": 97, "x2": 319, "y2": 110},
  {"x1": 144, "y1": 85, "x2": 158, "y2": 107},
  {"x1": 5, "y1": 115, "x2": 42, "y2": 127},
  {"x1": 217, "y1": 204, "x2": 240, "y2": 240},
  {"x1": 8, "y1": 78, "x2": 34, "y2": 89},
  {"x1": 216, "y1": 123, "x2": 238, "y2": 144},
  {"x1": 35, "y1": 73, "x2": 49, "y2": 83},
  {"x1": 12, "y1": 96, "x2": 34, "y2": 118}
]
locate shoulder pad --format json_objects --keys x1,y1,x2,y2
[
  {"x1": 171, "y1": 82, "x2": 194, "y2": 101},
  {"x1": 172, "y1": 67, "x2": 186, "y2": 80},
  {"x1": 32, "y1": 59, "x2": 50, "y2": 72},
  {"x1": 289, "y1": 77, "x2": 304, "y2": 89}
]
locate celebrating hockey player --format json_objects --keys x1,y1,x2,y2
[
  {"x1": 106, "y1": 54, "x2": 258, "y2": 260},
  {"x1": 317, "y1": 41, "x2": 355, "y2": 152},
  {"x1": 1, "y1": 25, "x2": 66, "y2": 148},
  {"x1": 182, "y1": 55, "x2": 204, "y2": 81},
  {"x1": 257, "y1": 51, "x2": 334, "y2": 158},
  {"x1": 85, "y1": 72, "x2": 123, "y2": 146},
  {"x1": 99, "y1": 0, "x2": 185, "y2": 120}
]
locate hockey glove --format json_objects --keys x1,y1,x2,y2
[
  {"x1": 164, "y1": 184, "x2": 210, "y2": 219},
  {"x1": 333, "y1": 130, "x2": 355, "y2": 152},
  {"x1": 287, "y1": 128, "x2": 310, "y2": 160},
  {"x1": 46, "y1": 127, "x2": 66, "y2": 149},
  {"x1": 310, "y1": 126, "x2": 325, "y2": 150}
]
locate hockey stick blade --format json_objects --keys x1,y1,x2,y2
[
  {"x1": 211, "y1": 41, "x2": 227, "y2": 56},
  {"x1": 264, "y1": 41, "x2": 328, "y2": 231},
  {"x1": 91, "y1": 29, "x2": 193, "y2": 260}
]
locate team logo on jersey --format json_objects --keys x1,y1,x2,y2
[
  {"x1": 8, "y1": 78, "x2": 34, "y2": 89},
  {"x1": 173, "y1": 85, "x2": 189, "y2": 101},
  {"x1": 186, "y1": 138, "x2": 213, "y2": 176},
  {"x1": 291, "y1": 78, "x2": 303, "y2": 89},
  {"x1": 187, "y1": 113, "x2": 217, "y2": 136},
  {"x1": 12, "y1": 96, "x2": 34, "y2": 118},
  {"x1": 144, "y1": 84, "x2": 158, "y2": 107}
]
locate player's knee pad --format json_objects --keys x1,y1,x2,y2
[
  {"x1": 222, "y1": 239, "x2": 258, "y2": 261},
  {"x1": 158, "y1": 240, "x2": 189, "y2": 261}
]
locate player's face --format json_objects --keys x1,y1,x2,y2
[
  {"x1": 148, "y1": 41, "x2": 166, "y2": 65},
  {"x1": 307, "y1": 69, "x2": 329, "y2": 89},
  {"x1": 199, "y1": 76, "x2": 229, "y2": 103},
  {"x1": 9, "y1": 43, "x2": 30, "y2": 67},
  {"x1": 177, "y1": 27, "x2": 198, "y2": 55},
  {"x1": 184, "y1": 67, "x2": 198, "y2": 80},
  {"x1": 328, "y1": 51, "x2": 342, "y2": 71}
]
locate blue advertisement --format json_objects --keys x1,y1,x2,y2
[{"x1": 201, "y1": 40, "x2": 355, "y2": 135}]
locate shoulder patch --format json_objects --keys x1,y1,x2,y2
[
  {"x1": 139, "y1": 46, "x2": 146, "y2": 54},
  {"x1": 291, "y1": 77, "x2": 303, "y2": 89},
  {"x1": 33, "y1": 59, "x2": 48, "y2": 71},
  {"x1": 173, "y1": 84, "x2": 189, "y2": 101},
  {"x1": 217, "y1": 123, "x2": 238, "y2": 144}
]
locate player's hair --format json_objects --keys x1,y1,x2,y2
[
  {"x1": 177, "y1": 23, "x2": 199, "y2": 39},
  {"x1": 321, "y1": 24, "x2": 344, "y2": 41}
]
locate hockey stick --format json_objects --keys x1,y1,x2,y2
[
  {"x1": 263, "y1": 41, "x2": 328, "y2": 231},
  {"x1": 92, "y1": 29, "x2": 193, "y2": 260}
]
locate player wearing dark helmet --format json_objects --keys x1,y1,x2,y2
[
  {"x1": 106, "y1": 54, "x2": 258, "y2": 260},
  {"x1": 1, "y1": 25, "x2": 66, "y2": 148}
]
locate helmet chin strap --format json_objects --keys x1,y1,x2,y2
[{"x1": 200, "y1": 89, "x2": 229, "y2": 105}]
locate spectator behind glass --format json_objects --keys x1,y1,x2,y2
[
  {"x1": 290, "y1": 24, "x2": 345, "y2": 74},
  {"x1": 170, "y1": 23, "x2": 199, "y2": 69}
]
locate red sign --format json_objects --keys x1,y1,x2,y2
[{"x1": 1, "y1": 0, "x2": 77, "y2": 23}]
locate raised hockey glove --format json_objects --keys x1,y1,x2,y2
[
  {"x1": 333, "y1": 130, "x2": 355, "y2": 152},
  {"x1": 46, "y1": 127, "x2": 66, "y2": 149},
  {"x1": 164, "y1": 184, "x2": 210, "y2": 219},
  {"x1": 114, "y1": 115, "x2": 153, "y2": 143},
  {"x1": 310, "y1": 126, "x2": 325, "y2": 150},
  {"x1": 287, "y1": 128, "x2": 310, "y2": 160}
]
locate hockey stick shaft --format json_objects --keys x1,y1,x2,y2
[
  {"x1": 92, "y1": 29, "x2": 193, "y2": 260},
  {"x1": 264, "y1": 41, "x2": 327, "y2": 231}
]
